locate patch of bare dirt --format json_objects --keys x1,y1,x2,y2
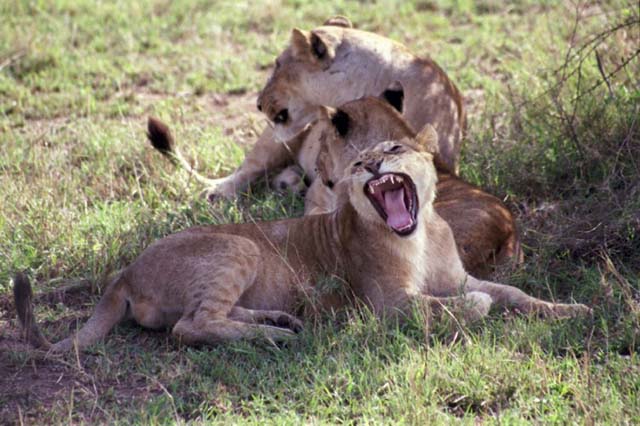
[{"x1": 0, "y1": 290, "x2": 164, "y2": 425}]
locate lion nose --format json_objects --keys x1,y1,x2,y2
[{"x1": 364, "y1": 159, "x2": 383, "y2": 175}]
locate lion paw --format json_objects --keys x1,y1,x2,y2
[
  {"x1": 265, "y1": 313, "x2": 304, "y2": 333},
  {"x1": 464, "y1": 291, "x2": 493, "y2": 322},
  {"x1": 526, "y1": 302, "x2": 592, "y2": 319},
  {"x1": 203, "y1": 177, "x2": 239, "y2": 203},
  {"x1": 272, "y1": 166, "x2": 307, "y2": 196},
  {"x1": 261, "y1": 326, "x2": 297, "y2": 343},
  {"x1": 551, "y1": 303, "x2": 593, "y2": 319}
]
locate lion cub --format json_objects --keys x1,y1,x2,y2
[{"x1": 15, "y1": 129, "x2": 589, "y2": 352}]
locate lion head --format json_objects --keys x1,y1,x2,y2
[
  {"x1": 343, "y1": 126, "x2": 438, "y2": 237},
  {"x1": 299, "y1": 94, "x2": 444, "y2": 192},
  {"x1": 256, "y1": 16, "x2": 408, "y2": 144}
]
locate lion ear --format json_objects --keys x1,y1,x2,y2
[
  {"x1": 380, "y1": 81, "x2": 404, "y2": 113},
  {"x1": 291, "y1": 28, "x2": 311, "y2": 57},
  {"x1": 292, "y1": 28, "x2": 334, "y2": 63},
  {"x1": 330, "y1": 109, "x2": 351, "y2": 137},
  {"x1": 415, "y1": 124, "x2": 439, "y2": 154},
  {"x1": 310, "y1": 31, "x2": 334, "y2": 61},
  {"x1": 323, "y1": 16, "x2": 352, "y2": 28}
]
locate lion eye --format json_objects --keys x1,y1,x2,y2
[
  {"x1": 353, "y1": 161, "x2": 363, "y2": 167},
  {"x1": 274, "y1": 109, "x2": 289, "y2": 124},
  {"x1": 385, "y1": 145, "x2": 404, "y2": 154}
]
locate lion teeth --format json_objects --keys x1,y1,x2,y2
[
  {"x1": 368, "y1": 174, "x2": 405, "y2": 191},
  {"x1": 398, "y1": 221, "x2": 414, "y2": 231}
]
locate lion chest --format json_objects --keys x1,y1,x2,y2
[{"x1": 295, "y1": 129, "x2": 325, "y2": 181}]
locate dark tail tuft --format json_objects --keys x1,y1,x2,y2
[
  {"x1": 13, "y1": 272, "x2": 50, "y2": 349},
  {"x1": 146, "y1": 116, "x2": 217, "y2": 187},
  {"x1": 147, "y1": 117, "x2": 176, "y2": 158},
  {"x1": 13, "y1": 272, "x2": 33, "y2": 324}
]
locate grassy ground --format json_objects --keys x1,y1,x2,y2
[{"x1": 1, "y1": 0, "x2": 639, "y2": 424}]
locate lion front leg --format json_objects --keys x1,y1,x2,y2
[
  {"x1": 465, "y1": 276, "x2": 592, "y2": 318},
  {"x1": 206, "y1": 127, "x2": 295, "y2": 202},
  {"x1": 420, "y1": 292, "x2": 493, "y2": 323}
]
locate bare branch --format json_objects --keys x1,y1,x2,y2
[{"x1": 595, "y1": 50, "x2": 615, "y2": 99}]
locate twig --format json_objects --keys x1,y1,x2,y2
[
  {"x1": 570, "y1": 49, "x2": 639, "y2": 104},
  {"x1": 516, "y1": 17, "x2": 639, "y2": 109},
  {"x1": 550, "y1": 17, "x2": 638, "y2": 78},
  {"x1": 595, "y1": 50, "x2": 615, "y2": 99}
]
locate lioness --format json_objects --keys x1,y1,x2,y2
[
  {"x1": 14, "y1": 131, "x2": 589, "y2": 352},
  {"x1": 202, "y1": 16, "x2": 465, "y2": 200},
  {"x1": 149, "y1": 96, "x2": 520, "y2": 277}
]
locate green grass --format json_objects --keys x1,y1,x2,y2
[{"x1": 1, "y1": 0, "x2": 639, "y2": 424}]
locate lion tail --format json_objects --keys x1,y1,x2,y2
[
  {"x1": 13, "y1": 272, "x2": 130, "y2": 353},
  {"x1": 146, "y1": 117, "x2": 220, "y2": 187},
  {"x1": 13, "y1": 272, "x2": 51, "y2": 349}
]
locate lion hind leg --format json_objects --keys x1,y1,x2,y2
[
  {"x1": 52, "y1": 275, "x2": 129, "y2": 353},
  {"x1": 172, "y1": 316, "x2": 295, "y2": 346},
  {"x1": 229, "y1": 306, "x2": 303, "y2": 333},
  {"x1": 465, "y1": 277, "x2": 591, "y2": 318}
]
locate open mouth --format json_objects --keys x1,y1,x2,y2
[{"x1": 364, "y1": 172, "x2": 419, "y2": 236}]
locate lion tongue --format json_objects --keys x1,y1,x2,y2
[{"x1": 384, "y1": 187, "x2": 411, "y2": 230}]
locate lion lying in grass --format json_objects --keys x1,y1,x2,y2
[
  {"x1": 149, "y1": 95, "x2": 520, "y2": 277},
  {"x1": 14, "y1": 130, "x2": 590, "y2": 352}
]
